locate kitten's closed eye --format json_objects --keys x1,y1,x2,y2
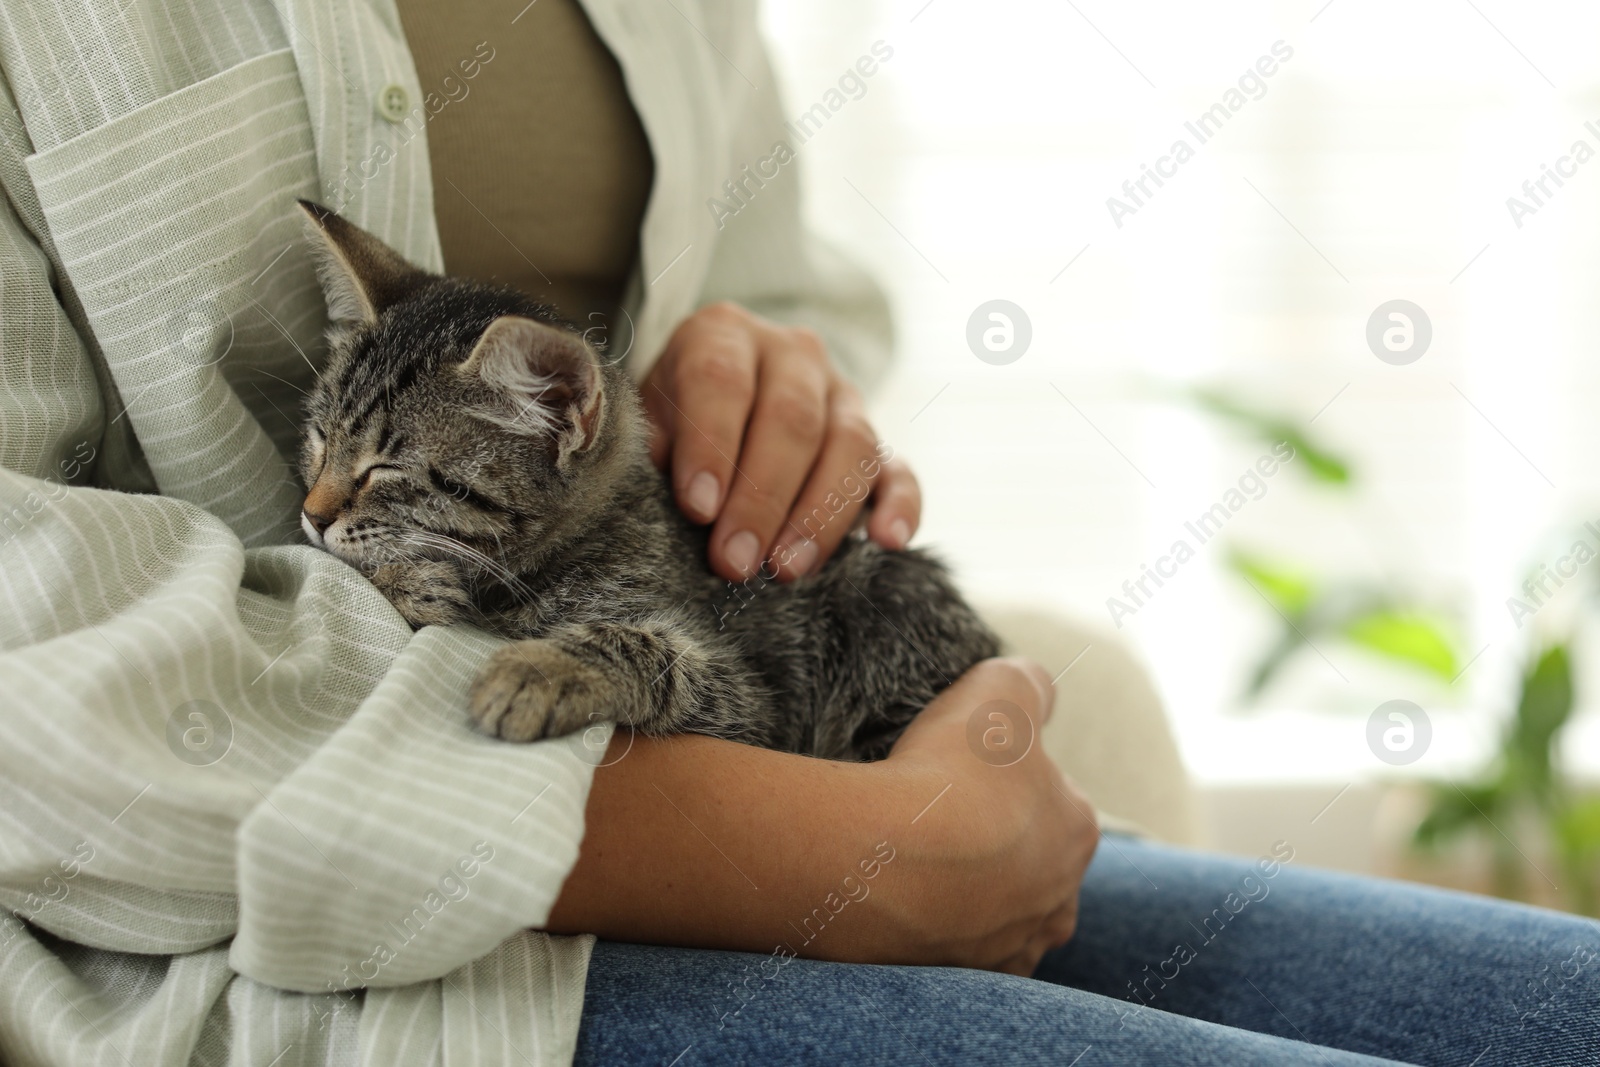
[
  {"x1": 428, "y1": 467, "x2": 504, "y2": 512},
  {"x1": 357, "y1": 464, "x2": 404, "y2": 491}
]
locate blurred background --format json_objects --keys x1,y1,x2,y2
[{"x1": 760, "y1": 0, "x2": 1600, "y2": 911}]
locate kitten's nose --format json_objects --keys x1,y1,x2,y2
[
  {"x1": 301, "y1": 477, "x2": 349, "y2": 541},
  {"x1": 301, "y1": 506, "x2": 335, "y2": 536}
]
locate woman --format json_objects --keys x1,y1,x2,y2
[{"x1": 0, "y1": 2, "x2": 1594, "y2": 1065}]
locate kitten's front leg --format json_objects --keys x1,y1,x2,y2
[
  {"x1": 469, "y1": 619, "x2": 769, "y2": 743},
  {"x1": 368, "y1": 559, "x2": 473, "y2": 629}
]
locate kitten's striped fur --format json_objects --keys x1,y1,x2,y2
[{"x1": 295, "y1": 202, "x2": 998, "y2": 759}]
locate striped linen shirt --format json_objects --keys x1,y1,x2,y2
[{"x1": 0, "y1": 2, "x2": 891, "y2": 1065}]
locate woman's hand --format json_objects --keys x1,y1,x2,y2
[
  {"x1": 545, "y1": 658, "x2": 1100, "y2": 977},
  {"x1": 642, "y1": 301, "x2": 922, "y2": 583},
  {"x1": 873, "y1": 658, "x2": 1100, "y2": 975}
]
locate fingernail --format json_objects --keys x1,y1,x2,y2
[
  {"x1": 888, "y1": 519, "x2": 912, "y2": 549},
  {"x1": 685, "y1": 471, "x2": 720, "y2": 521},
  {"x1": 725, "y1": 530, "x2": 762, "y2": 577},
  {"x1": 781, "y1": 538, "x2": 818, "y2": 578}
]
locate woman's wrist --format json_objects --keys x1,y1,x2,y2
[
  {"x1": 851, "y1": 752, "x2": 1037, "y2": 963},
  {"x1": 543, "y1": 731, "x2": 944, "y2": 962}
]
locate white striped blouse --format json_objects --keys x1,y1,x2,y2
[{"x1": 0, "y1": 2, "x2": 891, "y2": 1064}]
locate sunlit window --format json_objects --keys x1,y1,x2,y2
[{"x1": 762, "y1": 0, "x2": 1600, "y2": 797}]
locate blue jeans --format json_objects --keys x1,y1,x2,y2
[{"x1": 574, "y1": 838, "x2": 1600, "y2": 1065}]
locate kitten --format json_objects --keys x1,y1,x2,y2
[{"x1": 294, "y1": 201, "x2": 999, "y2": 760}]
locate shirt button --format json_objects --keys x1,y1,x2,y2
[{"x1": 377, "y1": 83, "x2": 411, "y2": 123}]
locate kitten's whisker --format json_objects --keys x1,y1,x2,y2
[
  {"x1": 249, "y1": 366, "x2": 311, "y2": 397},
  {"x1": 399, "y1": 529, "x2": 534, "y2": 603}
]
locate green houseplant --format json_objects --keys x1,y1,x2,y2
[{"x1": 1188, "y1": 386, "x2": 1600, "y2": 914}]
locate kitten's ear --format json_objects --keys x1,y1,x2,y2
[
  {"x1": 459, "y1": 316, "x2": 606, "y2": 465},
  {"x1": 296, "y1": 199, "x2": 426, "y2": 327}
]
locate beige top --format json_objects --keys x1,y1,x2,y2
[{"x1": 396, "y1": 0, "x2": 655, "y2": 322}]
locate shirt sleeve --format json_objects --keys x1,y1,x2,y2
[
  {"x1": 691, "y1": 23, "x2": 896, "y2": 395},
  {"x1": 0, "y1": 171, "x2": 603, "y2": 994}
]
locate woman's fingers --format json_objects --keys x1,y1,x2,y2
[
  {"x1": 653, "y1": 307, "x2": 760, "y2": 527},
  {"x1": 643, "y1": 301, "x2": 926, "y2": 581},
  {"x1": 992, "y1": 921, "x2": 1069, "y2": 977},
  {"x1": 864, "y1": 455, "x2": 922, "y2": 551},
  {"x1": 770, "y1": 383, "x2": 880, "y2": 581},
  {"x1": 994, "y1": 946, "x2": 1044, "y2": 977},
  {"x1": 1040, "y1": 891, "x2": 1082, "y2": 949},
  {"x1": 709, "y1": 327, "x2": 830, "y2": 581},
  {"x1": 1025, "y1": 658, "x2": 1057, "y2": 725}
]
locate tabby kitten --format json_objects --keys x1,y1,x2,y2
[{"x1": 295, "y1": 201, "x2": 998, "y2": 760}]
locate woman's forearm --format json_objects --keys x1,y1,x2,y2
[
  {"x1": 543, "y1": 731, "x2": 938, "y2": 960},
  {"x1": 544, "y1": 660, "x2": 1099, "y2": 975}
]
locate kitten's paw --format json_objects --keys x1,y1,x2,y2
[
  {"x1": 369, "y1": 561, "x2": 472, "y2": 628},
  {"x1": 470, "y1": 640, "x2": 611, "y2": 742}
]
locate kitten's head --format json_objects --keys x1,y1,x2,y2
[{"x1": 294, "y1": 200, "x2": 640, "y2": 577}]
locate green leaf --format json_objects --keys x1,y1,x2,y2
[
  {"x1": 1227, "y1": 551, "x2": 1316, "y2": 616},
  {"x1": 1341, "y1": 611, "x2": 1459, "y2": 682},
  {"x1": 1240, "y1": 625, "x2": 1306, "y2": 702},
  {"x1": 1187, "y1": 388, "x2": 1353, "y2": 485},
  {"x1": 1275, "y1": 427, "x2": 1351, "y2": 485},
  {"x1": 1414, "y1": 781, "x2": 1505, "y2": 850},
  {"x1": 1553, "y1": 797, "x2": 1600, "y2": 859},
  {"x1": 1507, "y1": 645, "x2": 1574, "y2": 788}
]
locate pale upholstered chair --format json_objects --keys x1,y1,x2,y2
[{"x1": 982, "y1": 606, "x2": 1199, "y2": 846}]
